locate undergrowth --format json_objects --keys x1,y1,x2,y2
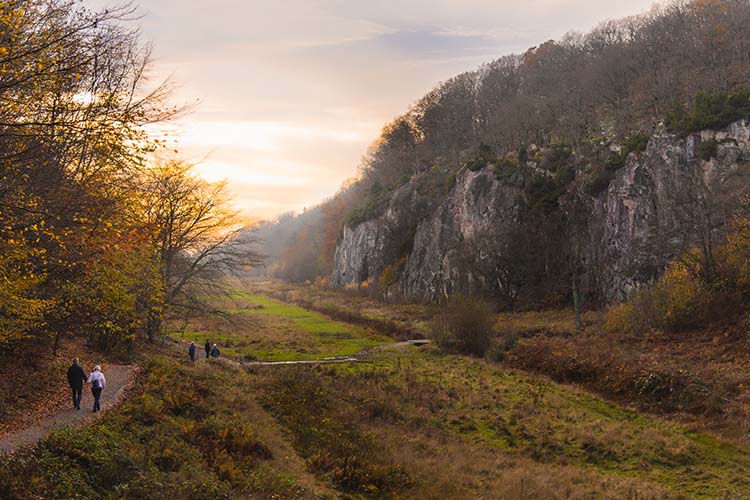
[{"x1": 0, "y1": 356, "x2": 311, "y2": 500}]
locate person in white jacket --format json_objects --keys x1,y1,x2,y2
[{"x1": 87, "y1": 365, "x2": 107, "y2": 413}]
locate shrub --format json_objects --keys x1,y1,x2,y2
[
  {"x1": 666, "y1": 90, "x2": 750, "y2": 134},
  {"x1": 346, "y1": 205, "x2": 376, "y2": 227},
  {"x1": 606, "y1": 261, "x2": 707, "y2": 335},
  {"x1": 624, "y1": 132, "x2": 650, "y2": 153},
  {"x1": 723, "y1": 217, "x2": 750, "y2": 298},
  {"x1": 539, "y1": 144, "x2": 572, "y2": 172},
  {"x1": 464, "y1": 158, "x2": 488, "y2": 172},
  {"x1": 432, "y1": 296, "x2": 495, "y2": 357},
  {"x1": 584, "y1": 166, "x2": 614, "y2": 196},
  {"x1": 697, "y1": 139, "x2": 718, "y2": 160},
  {"x1": 524, "y1": 174, "x2": 566, "y2": 214},
  {"x1": 379, "y1": 257, "x2": 407, "y2": 291}
]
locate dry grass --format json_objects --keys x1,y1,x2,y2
[
  {"x1": 161, "y1": 281, "x2": 750, "y2": 497},
  {"x1": 496, "y1": 309, "x2": 604, "y2": 336},
  {"x1": 249, "y1": 347, "x2": 746, "y2": 498},
  {"x1": 233, "y1": 279, "x2": 750, "y2": 441}
]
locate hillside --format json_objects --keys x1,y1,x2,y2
[{"x1": 257, "y1": 0, "x2": 750, "y2": 313}]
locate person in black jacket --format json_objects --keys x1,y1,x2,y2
[
  {"x1": 188, "y1": 342, "x2": 196, "y2": 363},
  {"x1": 67, "y1": 358, "x2": 87, "y2": 410},
  {"x1": 204, "y1": 339, "x2": 211, "y2": 359}
]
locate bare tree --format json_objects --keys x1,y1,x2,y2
[{"x1": 138, "y1": 159, "x2": 262, "y2": 338}]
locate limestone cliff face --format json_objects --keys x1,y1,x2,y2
[
  {"x1": 398, "y1": 167, "x2": 520, "y2": 301},
  {"x1": 330, "y1": 179, "x2": 435, "y2": 287},
  {"x1": 601, "y1": 120, "x2": 750, "y2": 301},
  {"x1": 331, "y1": 120, "x2": 750, "y2": 302}
]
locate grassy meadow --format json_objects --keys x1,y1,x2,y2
[
  {"x1": 169, "y1": 290, "x2": 390, "y2": 362},
  {"x1": 251, "y1": 348, "x2": 750, "y2": 498},
  {"x1": 6, "y1": 279, "x2": 750, "y2": 498}
]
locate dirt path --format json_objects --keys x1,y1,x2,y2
[
  {"x1": 177, "y1": 339, "x2": 431, "y2": 367},
  {"x1": 0, "y1": 364, "x2": 138, "y2": 455}
]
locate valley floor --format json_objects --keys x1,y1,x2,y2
[{"x1": 2, "y1": 278, "x2": 749, "y2": 498}]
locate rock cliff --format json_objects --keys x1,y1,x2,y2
[
  {"x1": 330, "y1": 178, "x2": 436, "y2": 288},
  {"x1": 331, "y1": 121, "x2": 750, "y2": 303},
  {"x1": 601, "y1": 120, "x2": 750, "y2": 301}
]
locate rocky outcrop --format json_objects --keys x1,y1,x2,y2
[
  {"x1": 601, "y1": 120, "x2": 750, "y2": 301},
  {"x1": 399, "y1": 167, "x2": 520, "y2": 301},
  {"x1": 330, "y1": 179, "x2": 435, "y2": 287},
  {"x1": 332, "y1": 120, "x2": 750, "y2": 303}
]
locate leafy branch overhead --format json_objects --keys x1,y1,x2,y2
[{"x1": 0, "y1": 1, "x2": 260, "y2": 352}]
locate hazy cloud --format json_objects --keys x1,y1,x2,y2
[{"x1": 88, "y1": 0, "x2": 658, "y2": 218}]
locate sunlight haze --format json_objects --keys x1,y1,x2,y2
[{"x1": 91, "y1": 0, "x2": 657, "y2": 218}]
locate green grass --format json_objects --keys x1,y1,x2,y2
[
  {"x1": 252, "y1": 347, "x2": 750, "y2": 498},
  {"x1": 169, "y1": 291, "x2": 390, "y2": 362},
  {"x1": 170, "y1": 281, "x2": 750, "y2": 497}
]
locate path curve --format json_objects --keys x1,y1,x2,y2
[
  {"x1": 0, "y1": 364, "x2": 138, "y2": 455},
  {"x1": 175, "y1": 338, "x2": 431, "y2": 367}
]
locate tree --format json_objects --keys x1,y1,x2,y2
[
  {"x1": 138, "y1": 159, "x2": 261, "y2": 339},
  {"x1": 0, "y1": 0, "x2": 178, "y2": 350}
]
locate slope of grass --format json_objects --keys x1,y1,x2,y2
[
  {"x1": 251, "y1": 347, "x2": 750, "y2": 498},
  {"x1": 0, "y1": 355, "x2": 321, "y2": 499},
  {"x1": 170, "y1": 291, "x2": 389, "y2": 362}
]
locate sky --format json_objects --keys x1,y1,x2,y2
[{"x1": 90, "y1": 0, "x2": 657, "y2": 219}]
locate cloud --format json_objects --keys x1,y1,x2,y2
[{"x1": 90, "y1": 0, "x2": 658, "y2": 218}]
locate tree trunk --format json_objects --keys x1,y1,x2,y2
[
  {"x1": 146, "y1": 309, "x2": 162, "y2": 342},
  {"x1": 52, "y1": 331, "x2": 61, "y2": 355},
  {"x1": 572, "y1": 270, "x2": 583, "y2": 330}
]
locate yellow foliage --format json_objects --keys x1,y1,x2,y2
[
  {"x1": 723, "y1": 217, "x2": 750, "y2": 296},
  {"x1": 379, "y1": 257, "x2": 407, "y2": 291},
  {"x1": 606, "y1": 260, "x2": 705, "y2": 335}
]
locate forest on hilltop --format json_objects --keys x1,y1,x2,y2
[{"x1": 257, "y1": 0, "x2": 750, "y2": 316}]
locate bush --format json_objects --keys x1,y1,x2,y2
[
  {"x1": 346, "y1": 204, "x2": 377, "y2": 227},
  {"x1": 379, "y1": 257, "x2": 407, "y2": 291},
  {"x1": 696, "y1": 139, "x2": 718, "y2": 160},
  {"x1": 624, "y1": 132, "x2": 650, "y2": 153},
  {"x1": 666, "y1": 90, "x2": 750, "y2": 134},
  {"x1": 539, "y1": 144, "x2": 572, "y2": 172},
  {"x1": 606, "y1": 261, "x2": 707, "y2": 335},
  {"x1": 432, "y1": 296, "x2": 495, "y2": 357},
  {"x1": 464, "y1": 158, "x2": 488, "y2": 172},
  {"x1": 584, "y1": 167, "x2": 613, "y2": 196}
]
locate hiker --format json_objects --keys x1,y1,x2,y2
[
  {"x1": 87, "y1": 365, "x2": 107, "y2": 413},
  {"x1": 210, "y1": 343, "x2": 220, "y2": 358},
  {"x1": 66, "y1": 358, "x2": 87, "y2": 410},
  {"x1": 188, "y1": 341, "x2": 196, "y2": 363},
  {"x1": 204, "y1": 339, "x2": 211, "y2": 359}
]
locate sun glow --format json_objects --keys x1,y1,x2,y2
[{"x1": 180, "y1": 120, "x2": 367, "y2": 151}]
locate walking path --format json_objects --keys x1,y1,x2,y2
[
  {"x1": 179, "y1": 339, "x2": 431, "y2": 367},
  {"x1": 0, "y1": 364, "x2": 138, "y2": 455}
]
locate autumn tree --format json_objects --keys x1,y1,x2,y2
[
  {"x1": 0, "y1": 0, "x2": 178, "y2": 351},
  {"x1": 138, "y1": 159, "x2": 261, "y2": 339}
]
